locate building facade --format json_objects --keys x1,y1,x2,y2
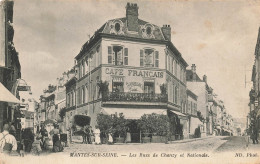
[
  {"x1": 0, "y1": 0, "x2": 22, "y2": 132},
  {"x1": 249, "y1": 27, "x2": 260, "y2": 139},
  {"x1": 65, "y1": 3, "x2": 189, "y2": 140}
]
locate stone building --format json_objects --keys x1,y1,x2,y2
[
  {"x1": 186, "y1": 89, "x2": 203, "y2": 138},
  {"x1": 0, "y1": 0, "x2": 22, "y2": 132},
  {"x1": 186, "y1": 64, "x2": 208, "y2": 136},
  {"x1": 38, "y1": 69, "x2": 75, "y2": 132},
  {"x1": 65, "y1": 3, "x2": 189, "y2": 141}
]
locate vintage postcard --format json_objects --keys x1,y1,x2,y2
[{"x1": 0, "y1": 0, "x2": 259, "y2": 163}]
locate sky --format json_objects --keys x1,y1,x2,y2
[{"x1": 12, "y1": 0, "x2": 260, "y2": 119}]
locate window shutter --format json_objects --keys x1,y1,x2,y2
[
  {"x1": 108, "y1": 46, "x2": 112, "y2": 64},
  {"x1": 140, "y1": 50, "x2": 144, "y2": 66},
  {"x1": 124, "y1": 48, "x2": 128, "y2": 65},
  {"x1": 155, "y1": 51, "x2": 159, "y2": 67}
]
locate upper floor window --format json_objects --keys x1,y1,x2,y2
[
  {"x1": 108, "y1": 46, "x2": 128, "y2": 66},
  {"x1": 140, "y1": 49, "x2": 159, "y2": 68}
]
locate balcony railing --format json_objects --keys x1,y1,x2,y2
[{"x1": 102, "y1": 92, "x2": 168, "y2": 103}]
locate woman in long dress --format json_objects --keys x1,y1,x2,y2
[{"x1": 94, "y1": 126, "x2": 101, "y2": 144}]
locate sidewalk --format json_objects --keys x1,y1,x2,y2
[{"x1": 168, "y1": 135, "x2": 225, "y2": 144}]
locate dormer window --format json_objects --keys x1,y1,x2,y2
[
  {"x1": 110, "y1": 20, "x2": 124, "y2": 35},
  {"x1": 141, "y1": 23, "x2": 155, "y2": 38},
  {"x1": 115, "y1": 23, "x2": 121, "y2": 32},
  {"x1": 146, "y1": 26, "x2": 152, "y2": 35}
]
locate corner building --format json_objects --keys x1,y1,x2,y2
[{"x1": 66, "y1": 3, "x2": 188, "y2": 139}]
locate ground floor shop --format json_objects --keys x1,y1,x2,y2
[{"x1": 65, "y1": 104, "x2": 195, "y2": 143}]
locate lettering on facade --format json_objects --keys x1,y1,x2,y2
[
  {"x1": 105, "y1": 68, "x2": 124, "y2": 76},
  {"x1": 126, "y1": 82, "x2": 143, "y2": 93},
  {"x1": 105, "y1": 67, "x2": 163, "y2": 78}
]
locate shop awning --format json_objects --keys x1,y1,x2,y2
[
  {"x1": 0, "y1": 82, "x2": 21, "y2": 104},
  {"x1": 169, "y1": 110, "x2": 186, "y2": 117},
  {"x1": 100, "y1": 108, "x2": 167, "y2": 119}
]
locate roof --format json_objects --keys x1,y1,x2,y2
[
  {"x1": 186, "y1": 70, "x2": 203, "y2": 82},
  {"x1": 74, "y1": 17, "x2": 188, "y2": 67}
]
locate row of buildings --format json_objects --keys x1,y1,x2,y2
[
  {"x1": 36, "y1": 3, "x2": 238, "y2": 141},
  {"x1": 249, "y1": 27, "x2": 260, "y2": 137}
]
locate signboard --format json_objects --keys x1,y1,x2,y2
[
  {"x1": 17, "y1": 86, "x2": 31, "y2": 91},
  {"x1": 105, "y1": 67, "x2": 163, "y2": 78}
]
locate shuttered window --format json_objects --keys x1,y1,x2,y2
[
  {"x1": 108, "y1": 46, "x2": 112, "y2": 64},
  {"x1": 124, "y1": 48, "x2": 128, "y2": 65},
  {"x1": 155, "y1": 51, "x2": 159, "y2": 67},
  {"x1": 140, "y1": 50, "x2": 144, "y2": 66}
]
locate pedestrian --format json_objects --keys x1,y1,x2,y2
[
  {"x1": 82, "y1": 125, "x2": 87, "y2": 144},
  {"x1": 51, "y1": 125, "x2": 60, "y2": 151},
  {"x1": 22, "y1": 128, "x2": 34, "y2": 153},
  {"x1": 31, "y1": 135, "x2": 43, "y2": 156},
  {"x1": 86, "y1": 126, "x2": 91, "y2": 144},
  {"x1": 250, "y1": 124, "x2": 258, "y2": 144},
  {"x1": 89, "y1": 126, "x2": 95, "y2": 144},
  {"x1": 94, "y1": 126, "x2": 101, "y2": 145},
  {"x1": 0, "y1": 124, "x2": 18, "y2": 155},
  {"x1": 40, "y1": 125, "x2": 48, "y2": 144},
  {"x1": 125, "y1": 127, "x2": 131, "y2": 143}
]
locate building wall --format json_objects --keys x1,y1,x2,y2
[
  {"x1": 0, "y1": 2, "x2": 5, "y2": 67},
  {"x1": 187, "y1": 82, "x2": 207, "y2": 118},
  {"x1": 101, "y1": 38, "x2": 166, "y2": 69}
]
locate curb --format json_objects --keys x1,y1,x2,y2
[{"x1": 168, "y1": 136, "x2": 216, "y2": 144}]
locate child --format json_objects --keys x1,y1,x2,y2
[{"x1": 31, "y1": 136, "x2": 43, "y2": 156}]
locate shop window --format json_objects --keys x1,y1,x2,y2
[
  {"x1": 112, "y1": 82, "x2": 124, "y2": 93},
  {"x1": 144, "y1": 82, "x2": 154, "y2": 94}
]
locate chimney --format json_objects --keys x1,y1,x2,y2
[
  {"x1": 203, "y1": 75, "x2": 207, "y2": 83},
  {"x1": 191, "y1": 64, "x2": 196, "y2": 81},
  {"x1": 126, "y1": 3, "x2": 139, "y2": 32},
  {"x1": 162, "y1": 25, "x2": 171, "y2": 41}
]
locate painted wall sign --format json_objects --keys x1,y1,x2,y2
[
  {"x1": 105, "y1": 67, "x2": 163, "y2": 78},
  {"x1": 126, "y1": 82, "x2": 143, "y2": 93}
]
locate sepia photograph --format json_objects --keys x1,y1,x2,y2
[{"x1": 0, "y1": 0, "x2": 260, "y2": 163}]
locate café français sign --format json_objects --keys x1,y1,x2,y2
[{"x1": 105, "y1": 67, "x2": 163, "y2": 78}]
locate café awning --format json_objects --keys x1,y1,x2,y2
[
  {"x1": 169, "y1": 110, "x2": 186, "y2": 117},
  {"x1": 100, "y1": 108, "x2": 167, "y2": 119},
  {"x1": 0, "y1": 82, "x2": 21, "y2": 104}
]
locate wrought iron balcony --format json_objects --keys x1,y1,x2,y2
[{"x1": 102, "y1": 92, "x2": 168, "y2": 103}]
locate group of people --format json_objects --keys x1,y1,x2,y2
[{"x1": 0, "y1": 123, "x2": 65, "y2": 156}]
